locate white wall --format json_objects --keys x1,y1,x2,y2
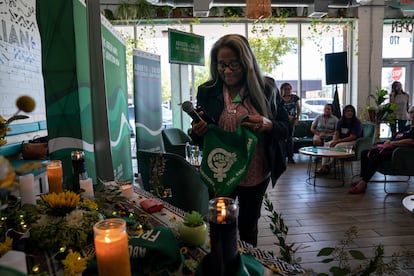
[{"x1": 0, "y1": 0, "x2": 46, "y2": 123}]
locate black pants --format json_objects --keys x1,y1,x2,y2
[
  {"x1": 390, "y1": 120, "x2": 408, "y2": 138},
  {"x1": 286, "y1": 122, "x2": 295, "y2": 159},
  {"x1": 360, "y1": 148, "x2": 393, "y2": 182},
  {"x1": 229, "y1": 179, "x2": 270, "y2": 247}
]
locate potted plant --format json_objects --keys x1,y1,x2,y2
[
  {"x1": 178, "y1": 211, "x2": 208, "y2": 246},
  {"x1": 366, "y1": 87, "x2": 396, "y2": 123}
]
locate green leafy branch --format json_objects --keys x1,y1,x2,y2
[
  {"x1": 263, "y1": 193, "x2": 306, "y2": 264},
  {"x1": 316, "y1": 225, "x2": 414, "y2": 276}
]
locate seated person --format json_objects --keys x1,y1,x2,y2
[
  {"x1": 317, "y1": 105, "x2": 362, "y2": 174},
  {"x1": 310, "y1": 103, "x2": 339, "y2": 146},
  {"x1": 349, "y1": 106, "x2": 414, "y2": 194}
]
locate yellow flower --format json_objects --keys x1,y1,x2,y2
[
  {"x1": 270, "y1": 265, "x2": 282, "y2": 274},
  {"x1": 16, "y1": 95, "x2": 35, "y2": 113},
  {"x1": 0, "y1": 156, "x2": 18, "y2": 190},
  {"x1": 61, "y1": 249, "x2": 91, "y2": 276},
  {"x1": 0, "y1": 236, "x2": 13, "y2": 257},
  {"x1": 80, "y1": 198, "x2": 98, "y2": 210},
  {"x1": 42, "y1": 191, "x2": 80, "y2": 208},
  {"x1": 42, "y1": 191, "x2": 81, "y2": 216}
]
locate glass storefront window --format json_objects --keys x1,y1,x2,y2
[{"x1": 117, "y1": 19, "x2": 351, "y2": 121}]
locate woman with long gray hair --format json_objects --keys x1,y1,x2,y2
[{"x1": 190, "y1": 34, "x2": 289, "y2": 246}]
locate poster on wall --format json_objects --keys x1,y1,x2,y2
[{"x1": 133, "y1": 49, "x2": 163, "y2": 151}]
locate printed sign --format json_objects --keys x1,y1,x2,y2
[
  {"x1": 392, "y1": 67, "x2": 403, "y2": 81},
  {"x1": 168, "y1": 29, "x2": 205, "y2": 66}
]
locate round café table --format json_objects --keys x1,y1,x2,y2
[
  {"x1": 402, "y1": 194, "x2": 414, "y2": 215},
  {"x1": 299, "y1": 146, "x2": 355, "y2": 187}
]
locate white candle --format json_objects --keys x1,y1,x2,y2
[
  {"x1": 19, "y1": 174, "x2": 36, "y2": 205},
  {"x1": 121, "y1": 184, "x2": 134, "y2": 198},
  {"x1": 79, "y1": 178, "x2": 94, "y2": 199}
]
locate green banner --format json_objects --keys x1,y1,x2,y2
[
  {"x1": 168, "y1": 29, "x2": 205, "y2": 66},
  {"x1": 37, "y1": 0, "x2": 132, "y2": 188},
  {"x1": 133, "y1": 49, "x2": 163, "y2": 151}
]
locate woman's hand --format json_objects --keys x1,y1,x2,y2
[
  {"x1": 293, "y1": 118, "x2": 299, "y2": 126},
  {"x1": 241, "y1": 115, "x2": 273, "y2": 133},
  {"x1": 191, "y1": 111, "x2": 208, "y2": 136},
  {"x1": 330, "y1": 140, "x2": 339, "y2": 147}
]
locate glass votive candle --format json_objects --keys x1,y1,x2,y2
[
  {"x1": 208, "y1": 197, "x2": 239, "y2": 275},
  {"x1": 93, "y1": 218, "x2": 131, "y2": 276},
  {"x1": 47, "y1": 160, "x2": 63, "y2": 193}
]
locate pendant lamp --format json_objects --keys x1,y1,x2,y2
[{"x1": 246, "y1": 0, "x2": 272, "y2": 19}]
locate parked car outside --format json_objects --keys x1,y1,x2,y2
[{"x1": 301, "y1": 97, "x2": 333, "y2": 119}]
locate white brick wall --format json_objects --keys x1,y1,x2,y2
[{"x1": 0, "y1": 0, "x2": 46, "y2": 122}]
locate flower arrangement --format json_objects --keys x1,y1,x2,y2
[
  {"x1": 0, "y1": 182, "x2": 144, "y2": 275},
  {"x1": 0, "y1": 95, "x2": 36, "y2": 146},
  {"x1": 27, "y1": 191, "x2": 100, "y2": 252}
]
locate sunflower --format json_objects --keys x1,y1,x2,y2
[{"x1": 42, "y1": 191, "x2": 81, "y2": 216}]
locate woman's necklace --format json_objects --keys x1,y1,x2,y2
[{"x1": 227, "y1": 91, "x2": 242, "y2": 114}]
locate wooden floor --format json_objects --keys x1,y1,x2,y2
[{"x1": 257, "y1": 154, "x2": 414, "y2": 274}]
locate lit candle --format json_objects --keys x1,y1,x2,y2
[
  {"x1": 47, "y1": 160, "x2": 63, "y2": 193},
  {"x1": 207, "y1": 197, "x2": 239, "y2": 275},
  {"x1": 121, "y1": 184, "x2": 134, "y2": 198},
  {"x1": 93, "y1": 218, "x2": 131, "y2": 276},
  {"x1": 19, "y1": 174, "x2": 36, "y2": 205},
  {"x1": 71, "y1": 150, "x2": 87, "y2": 192},
  {"x1": 79, "y1": 178, "x2": 94, "y2": 199}
]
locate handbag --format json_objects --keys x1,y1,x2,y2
[
  {"x1": 21, "y1": 136, "x2": 48, "y2": 160},
  {"x1": 199, "y1": 120, "x2": 258, "y2": 197}
]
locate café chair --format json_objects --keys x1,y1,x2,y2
[
  {"x1": 161, "y1": 128, "x2": 192, "y2": 158},
  {"x1": 345, "y1": 122, "x2": 376, "y2": 174},
  {"x1": 137, "y1": 149, "x2": 209, "y2": 216},
  {"x1": 375, "y1": 147, "x2": 414, "y2": 194}
]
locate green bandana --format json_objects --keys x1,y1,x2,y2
[{"x1": 199, "y1": 120, "x2": 258, "y2": 196}]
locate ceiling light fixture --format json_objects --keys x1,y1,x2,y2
[
  {"x1": 307, "y1": 0, "x2": 329, "y2": 18},
  {"x1": 246, "y1": 0, "x2": 272, "y2": 19}
]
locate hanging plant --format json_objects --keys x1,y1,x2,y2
[
  {"x1": 115, "y1": 2, "x2": 135, "y2": 20},
  {"x1": 134, "y1": 0, "x2": 155, "y2": 19}
]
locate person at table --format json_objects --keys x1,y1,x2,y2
[
  {"x1": 317, "y1": 104, "x2": 362, "y2": 175},
  {"x1": 280, "y1": 82, "x2": 301, "y2": 164},
  {"x1": 389, "y1": 81, "x2": 410, "y2": 138},
  {"x1": 310, "y1": 103, "x2": 339, "y2": 146},
  {"x1": 190, "y1": 34, "x2": 289, "y2": 247},
  {"x1": 349, "y1": 105, "x2": 414, "y2": 194}
]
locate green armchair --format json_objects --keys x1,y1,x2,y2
[
  {"x1": 161, "y1": 128, "x2": 192, "y2": 158},
  {"x1": 352, "y1": 122, "x2": 376, "y2": 161},
  {"x1": 137, "y1": 149, "x2": 209, "y2": 216},
  {"x1": 376, "y1": 147, "x2": 414, "y2": 193}
]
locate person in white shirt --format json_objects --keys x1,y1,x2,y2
[{"x1": 310, "y1": 103, "x2": 339, "y2": 146}]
